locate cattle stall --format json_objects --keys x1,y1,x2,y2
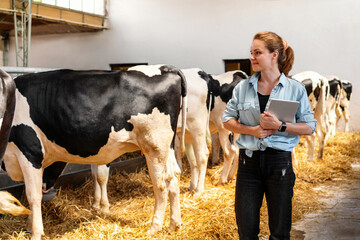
[{"x1": 0, "y1": 67, "x2": 146, "y2": 199}]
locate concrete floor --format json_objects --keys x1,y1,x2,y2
[{"x1": 292, "y1": 162, "x2": 360, "y2": 240}]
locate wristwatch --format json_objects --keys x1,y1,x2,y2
[{"x1": 278, "y1": 121, "x2": 287, "y2": 132}]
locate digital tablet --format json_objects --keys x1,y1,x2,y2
[{"x1": 267, "y1": 99, "x2": 299, "y2": 122}]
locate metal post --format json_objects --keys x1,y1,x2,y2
[
  {"x1": 12, "y1": 0, "x2": 32, "y2": 67},
  {"x1": 26, "y1": 0, "x2": 32, "y2": 66}
]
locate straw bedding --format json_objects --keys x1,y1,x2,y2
[{"x1": 0, "y1": 132, "x2": 359, "y2": 239}]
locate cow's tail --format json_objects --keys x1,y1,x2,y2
[
  {"x1": 160, "y1": 65, "x2": 187, "y2": 155},
  {"x1": 0, "y1": 69, "x2": 16, "y2": 162},
  {"x1": 179, "y1": 74, "x2": 187, "y2": 155}
]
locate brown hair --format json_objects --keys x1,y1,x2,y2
[{"x1": 253, "y1": 31, "x2": 294, "y2": 76}]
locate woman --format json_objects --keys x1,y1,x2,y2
[{"x1": 222, "y1": 31, "x2": 316, "y2": 240}]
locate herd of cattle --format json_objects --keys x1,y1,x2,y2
[{"x1": 0, "y1": 66, "x2": 352, "y2": 239}]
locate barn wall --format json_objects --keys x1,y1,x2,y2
[{"x1": 7, "y1": 0, "x2": 360, "y2": 131}]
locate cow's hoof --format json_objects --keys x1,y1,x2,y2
[
  {"x1": 92, "y1": 203, "x2": 100, "y2": 211},
  {"x1": 147, "y1": 225, "x2": 162, "y2": 235},
  {"x1": 226, "y1": 178, "x2": 234, "y2": 183},
  {"x1": 42, "y1": 189, "x2": 58, "y2": 202},
  {"x1": 193, "y1": 189, "x2": 204, "y2": 198},
  {"x1": 168, "y1": 221, "x2": 181, "y2": 232},
  {"x1": 100, "y1": 206, "x2": 110, "y2": 214},
  {"x1": 216, "y1": 180, "x2": 226, "y2": 186},
  {"x1": 30, "y1": 233, "x2": 43, "y2": 240}
]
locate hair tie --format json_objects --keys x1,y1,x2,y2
[{"x1": 283, "y1": 40, "x2": 288, "y2": 50}]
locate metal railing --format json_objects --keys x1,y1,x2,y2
[{"x1": 0, "y1": 66, "x2": 56, "y2": 78}]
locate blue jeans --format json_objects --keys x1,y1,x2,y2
[{"x1": 235, "y1": 148, "x2": 295, "y2": 240}]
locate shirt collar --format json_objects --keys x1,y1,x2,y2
[
  {"x1": 249, "y1": 72, "x2": 260, "y2": 86},
  {"x1": 278, "y1": 73, "x2": 288, "y2": 87},
  {"x1": 249, "y1": 72, "x2": 288, "y2": 87}
]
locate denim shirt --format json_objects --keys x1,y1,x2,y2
[{"x1": 222, "y1": 72, "x2": 317, "y2": 157}]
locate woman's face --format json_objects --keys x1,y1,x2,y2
[{"x1": 250, "y1": 39, "x2": 277, "y2": 73}]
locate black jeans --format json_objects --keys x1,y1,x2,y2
[{"x1": 235, "y1": 148, "x2": 295, "y2": 240}]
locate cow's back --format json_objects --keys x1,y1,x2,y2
[{"x1": 13, "y1": 69, "x2": 183, "y2": 158}]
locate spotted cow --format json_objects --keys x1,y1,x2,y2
[
  {"x1": 0, "y1": 71, "x2": 29, "y2": 217},
  {"x1": 0, "y1": 69, "x2": 15, "y2": 164},
  {"x1": 170, "y1": 68, "x2": 221, "y2": 195},
  {"x1": 209, "y1": 70, "x2": 248, "y2": 184},
  {"x1": 292, "y1": 71, "x2": 341, "y2": 161},
  {"x1": 3, "y1": 65, "x2": 187, "y2": 239},
  {"x1": 88, "y1": 68, "x2": 216, "y2": 207},
  {"x1": 325, "y1": 75, "x2": 352, "y2": 132}
]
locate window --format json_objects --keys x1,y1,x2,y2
[{"x1": 33, "y1": 0, "x2": 105, "y2": 15}]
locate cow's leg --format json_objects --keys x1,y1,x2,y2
[
  {"x1": 129, "y1": 108, "x2": 181, "y2": 234},
  {"x1": 166, "y1": 149, "x2": 181, "y2": 231},
  {"x1": 217, "y1": 131, "x2": 237, "y2": 185},
  {"x1": 91, "y1": 164, "x2": 110, "y2": 213},
  {"x1": 174, "y1": 134, "x2": 183, "y2": 173},
  {"x1": 42, "y1": 161, "x2": 67, "y2": 202},
  {"x1": 185, "y1": 143, "x2": 199, "y2": 192},
  {"x1": 227, "y1": 148, "x2": 239, "y2": 182},
  {"x1": 317, "y1": 130, "x2": 326, "y2": 159},
  {"x1": 145, "y1": 156, "x2": 170, "y2": 234},
  {"x1": 190, "y1": 134, "x2": 209, "y2": 195},
  {"x1": 306, "y1": 135, "x2": 315, "y2": 161},
  {"x1": 17, "y1": 157, "x2": 44, "y2": 240},
  {"x1": 344, "y1": 113, "x2": 350, "y2": 132},
  {"x1": 211, "y1": 133, "x2": 221, "y2": 165},
  {"x1": 145, "y1": 150, "x2": 181, "y2": 233}
]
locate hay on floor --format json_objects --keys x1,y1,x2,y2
[{"x1": 0, "y1": 132, "x2": 359, "y2": 239}]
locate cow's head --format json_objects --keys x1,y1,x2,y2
[{"x1": 302, "y1": 78, "x2": 321, "y2": 111}]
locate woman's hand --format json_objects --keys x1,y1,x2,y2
[
  {"x1": 253, "y1": 125, "x2": 276, "y2": 139},
  {"x1": 260, "y1": 111, "x2": 282, "y2": 130},
  {"x1": 223, "y1": 119, "x2": 276, "y2": 138}
]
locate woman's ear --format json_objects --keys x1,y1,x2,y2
[{"x1": 272, "y1": 50, "x2": 279, "y2": 59}]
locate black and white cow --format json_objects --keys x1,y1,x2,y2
[
  {"x1": 338, "y1": 80, "x2": 352, "y2": 131},
  {"x1": 3, "y1": 65, "x2": 187, "y2": 239},
  {"x1": 209, "y1": 70, "x2": 248, "y2": 184},
  {"x1": 325, "y1": 75, "x2": 352, "y2": 132},
  {"x1": 41, "y1": 68, "x2": 215, "y2": 213},
  {"x1": 0, "y1": 69, "x2": 16, "y2": 163},
  {"x1": 0, "y1": 70, "x2": 29, "y2": 217},
  {"x1": 171, "y1": 68, "x2": 219, "y2": 195},
  {"x1": 292, "y1": 71, "x2": 341, "y2": 161},
  {"x1": 83, "y1": 68, "x2": 218, "y2": 208}
]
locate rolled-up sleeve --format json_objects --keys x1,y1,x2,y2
[
  {"x1": 296, "y1": 87, "x2": 317, "y2": 133},
  {"x1": 222, "y1": 85, "x2": 240, "y2": 123}
]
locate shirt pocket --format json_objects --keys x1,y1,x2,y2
[{"x1": 237, "y1": 102, "x2": 259, "y2": 125}]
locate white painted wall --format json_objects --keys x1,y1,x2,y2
[{"x1": 7, "y1": 0, "x2": 360, "y2": 131}]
